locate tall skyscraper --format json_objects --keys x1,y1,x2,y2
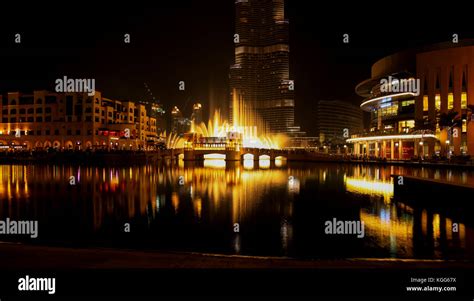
[
  {"x1": 229, "y1": 0, "x2": 302, "y2": 136},
  {"x1": 191, "y1": 103, "x2": 203, "y2": 125}
]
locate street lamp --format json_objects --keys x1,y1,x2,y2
[
  {"x1": 418, "y1": 141, "x2": 424, "y2": 159},
  {"x1": 446, "y1": 140, "x2": 451, "y2": 159}
]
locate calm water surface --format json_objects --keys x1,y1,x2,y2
[{"x1": 1, "y1": 159, "x2": 473, "y2": 260}]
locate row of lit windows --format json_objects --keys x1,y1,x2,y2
[
  {"x1": 398, "y1": 120, "x2": 415, "y2": 133},
  {"x1": 2, "y1": 114, "x2": 148, "y2": 125},
  {"x1": 2, "y1": 99, "x2": 156, "y2": 130},
  {"x1": 400, "y1": 99, "x2": 415, "y2": 107},
  {"x1": 375, "y1": 104, "x2": 398, "y2": 117},
  {"x1": 2, "y1": 106, "x2": 102, "y2": 115},
  {"x1": 2, "y1": 107, "x2": 52, "y2": 114},
  {"x1": 3, "y1": 116, "x2": 100, "y2": 123},
  {"x1": 2, "y1": 117, "x2": 53, "y2": 123},
  {"x1": 3, "y1": 96, "x2": 148, "y2": 111},
  {"x1": 423, "y1": 92, "x2": 468, "y2": 111},
  {"x1": 0, "y1": 126, "x2": 154, "y2": 137},
  {"x1": 2, "y1": 96, "x2": 95, "y2": 106},
  {"x1": 0, "y1": 129, "x2": 87, "y2": 136},
  {"x1": 3, "y1": 100, "x2": 140, "y2": 114}
]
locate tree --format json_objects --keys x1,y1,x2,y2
[
  {"x1": 467, "y1": 105, "x2": 474, "y2": 121},
  {"x1": 439, "y1": 110, "x2": 462, "y2": 132}
]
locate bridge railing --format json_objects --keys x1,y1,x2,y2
[{"x1": 192, "y1": 142, "x2": 228, "y2": 151}]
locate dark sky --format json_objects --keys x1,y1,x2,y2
[{"x1": 1, "y1": 1, "x2": 472, "y2": 135}]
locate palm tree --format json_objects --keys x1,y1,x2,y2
[
  {"x1": 439, "y1": 110, "x2": 462, "y2": 133},
  {"x1": 467, "y1": 105, "x2": 474, "y2": 121}
]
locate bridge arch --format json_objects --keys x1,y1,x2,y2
[{"x1": 242, "y1": 153, "x2": 254, "y2": 160}]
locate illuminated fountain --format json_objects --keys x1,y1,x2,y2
[
  {"x1": 160, "y1": 90, "x2": 289, "y2": 165},
  {"x1": 190, "y1": 90, "x2": 287, "y2": 149},
  {"x1": 159, "y1": 131, "x2": 185, "y2": 149}
]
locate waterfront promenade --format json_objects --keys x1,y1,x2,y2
[{"x1": 1, "y1": 149, "x2": 474, "y2": 170}]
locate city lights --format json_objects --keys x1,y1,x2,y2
[{"x1": 1, "y1": 0, "x2": 473, "y2": 299}]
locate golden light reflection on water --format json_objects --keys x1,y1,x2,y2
[
  {"x1": 204, "y1": 154, "x2": 226, "y2": 160},
  {"x1": 360, "y1": 209, "x2": 414, "y2": 256},
  {"x1": 360, "y1": 203, "x2": 469, "y2": 259},
  {"x1": 259, "y1": 159, "x2": 270, "y2": 169},
  {"x1": 275, "y1": 158, "x2": 285, "y2": 168},
  {"x1": 193, "y1": 197, "x2": 202, "y2": 219},
  {"x1": 344, "y1": 166, "x2": 394, "y2": 203},
  {"x1": 422, "y1": 209, "x2": 428, "y2": 236},
  {"x1": 203, "y1": 159, "x2": 226, "y2": 169},
  {"x1": 0, "y1": 163, "x2": 472, "y2": 259},
  {"x1": 345, "y1": 177, "x2": 393, "y2": 203},
  {"x1": 243, "y1": 159, "x2": 254, "y2": 169},
  {"x1": 341, "y1": 166, "x2": 471, "y2": 258}
]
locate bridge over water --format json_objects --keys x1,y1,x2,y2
[
  {"x1": 158, "y1": 146, "x2": 289, "y2": 162},
  {"x1": 157, "y1": 134, "x2": 286, "y2": 160},
  {"x1": 156, "y1": 135, "x2": 336, "y2": 163}
]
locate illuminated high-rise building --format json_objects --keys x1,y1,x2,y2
[
  {"x1": 139, "y1": 99, "x2": 166, "y2": 134},
  {"x1": 141, "y1": 83, "x2": 166, "y2": 134},
  {"x1": 229, "y1": 0, "x2": 302, "y2": 136},
  {"x1": 171, "y1": 106, "x2": 191, "y2": 136},
  {"x1": 191, "y1": 103, "x2": 203, "y2": 125},
  {"x1": 150, "y1": 103, "x2": 166, "y2": 133}
]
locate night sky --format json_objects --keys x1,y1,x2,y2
[{"x1": 0, "y1": 1, "x2": 472, "y2": 135}]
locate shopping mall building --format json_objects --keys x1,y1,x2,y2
[{"x1": 348, "y1": 41, "x2": 474, "y2": 159}]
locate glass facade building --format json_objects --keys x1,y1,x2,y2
[
  {"x1": 229, "y1": 0, "x2": 302, "y2": 136},
  {"x1": 348, "y1": 41, "x2": 474, "y2": 159}
]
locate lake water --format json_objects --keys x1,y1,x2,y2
[{"x1": 0, "y1": 160, "x2": 473, "y2": 260}]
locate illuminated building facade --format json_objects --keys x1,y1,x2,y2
[
  {"x1": 229, "y1": 0, "x2": 302, "y2": 136},
  {"x1": 141, "y1": 100, "x2": 166, "y2": 134},
  {"x1": 191, "y1": 103, "x2": 203, "y2": 125},
  {"x1": 171, "y1": 106, "x2": 191, "y2": 136},
  {"x1": 0, "y1": 90, "x2": 157, "y2": 151},
  {"x1": 349, "y1": 41, "x2": 474, "y2": 159}
]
